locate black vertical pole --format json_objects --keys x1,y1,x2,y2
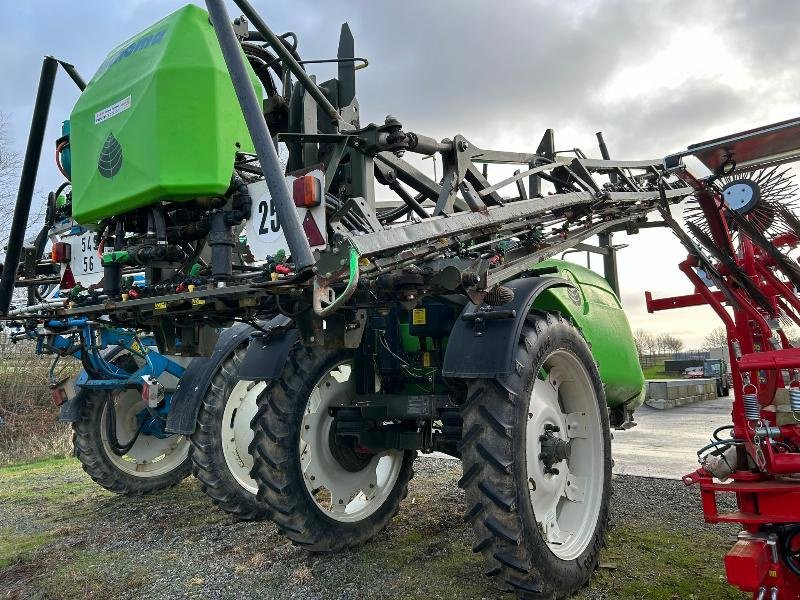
[
  {"x1": 0, "y1": 56, "x2": 58, "y2": 314},
  {"x1": 595, "y1": 132, "x2": 620, "y2": 297},
  {"x1": 205, "y1": 0, "x2": 314, "y2": 269}
]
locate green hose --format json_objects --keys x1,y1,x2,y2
[{"x1": 313, "y1": 246, "x2": 360, "y2": 317}]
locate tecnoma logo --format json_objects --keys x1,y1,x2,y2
[
  {"x1": 98, "y1": 133, "x2": 123, "y2": 179},
  {"x1": 95, "y1": 29, "x2": 167, "y2": 76}
]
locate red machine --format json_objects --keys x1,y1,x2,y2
[{"x1": 649, "y1": 118, "x2": 800, "y2": 599}]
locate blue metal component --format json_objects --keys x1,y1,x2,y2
[
  {"x1": 60, "y1": 120, "x2": 71, "y2": 176},
  {"x1": 32, "y1": 318, "x2": 187, "y2": 439},
  {"x1": 137, "y1": 395, "x2": 172, "y2": 439}
]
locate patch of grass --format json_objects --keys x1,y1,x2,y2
[
  {"x1": 38, "y1": 550, "x2": 148, "y2": 600},
  {"x1": 642, "y1": 361, "x2": 669, "y2": 379},
  {"x1": 580, "y1": 523, "x2": 745, "y2": 599},
  {"x1": 351, "y1": 525, "x2": 490, "y2": 599},
  {"x1": 0, "y1": 455, "x2": 77, "y2": 476},
  {"x1": 0, "y1": 529, "x2": 51, "y2": 568}
]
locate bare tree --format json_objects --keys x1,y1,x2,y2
[
  {"x1": 703, "y1": 326, "x2": 728, "y2": 350},
  {"x1": 0, "y1": 112, "x2": 47, "y2": 261},
  {"x1": 633, "y1": 329, "x2": 649, "y2": 359},
  {"x1": 0, "y1": 113, "x2": 20, "y2": 252},
  {"x1": 661, "y1": 334, "x2": 684, "y2": 355}
]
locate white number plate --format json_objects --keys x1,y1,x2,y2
[
  {"x1": 244, "y1": 170, "x2": 326, "y2": 262},
  {"x1": 68, "y1": 232, "x2": 103, "y2": 286}
]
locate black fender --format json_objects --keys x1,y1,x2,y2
[
  {"x1": 164, "y1": 321, "x2": 257, "y2": 435},
  {"x1": 237, "y1": 314, "x2": 299, "y2": 381},
  {"x1": 441, "y1": 276, "x2": 575, "y2": 379},
  {"x1": 58, "y1": 345, "x2": 126, "y2": 422}
]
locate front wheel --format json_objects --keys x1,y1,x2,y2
[
  {"x1": 249, "y1": 346, "x2": 415, "y2": 551},
  {"x1": 459, "y1": 312, "x2": 611, "y2": 599},
  {"x1": 73, "y1": 388, "x2": 192, "y2": 494}
]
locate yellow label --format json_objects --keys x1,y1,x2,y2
[
  {"x1": 129, "y1": 339, "x2": 143, "y2": 355},
  {"x1": 412, "y1": 308, "x2": 426, "y2": 325},
  {"x1": 769, "y1": 569, "x2": 778, "y2": 578},
  {"x1": 191, "y1": 297, "x2": 206, "y2": 306},
  {"x1": 154, "y1": 302, "x2": 167, "y2": 311},
  {"x1": 422, "y1": 352, "x2": 431, "y2": 368}
]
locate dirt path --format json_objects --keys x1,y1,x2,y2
[{"x1": 0, "y1": 457, "x2": 744, "y2": 599}]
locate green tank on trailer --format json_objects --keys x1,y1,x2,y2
[
  {"x1": 532, "y1": 259, "x2": 645, "y2": 409},
  {"x1": 69, "y1": 4, "x2": 261, "y2": 223}
]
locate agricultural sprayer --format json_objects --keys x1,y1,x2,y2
[{"x1": 3, "y1": 1, "x2": 800, "y2": 597}]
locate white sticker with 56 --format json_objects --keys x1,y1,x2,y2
[{"x1": 69, "y1": 232, "x2": 103, "y2": 286}]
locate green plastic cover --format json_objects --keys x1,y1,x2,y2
[
  {"x1": 532, "y1": 259, "x2": 645, "y2": 408},
  {"x1": 70, "y1": 4, "x2": 261, "y2": 223}
]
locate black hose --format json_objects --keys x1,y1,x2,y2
[
  {"x1": 242, "y1": 43, "x2": 282, "y2": 87},
  {"x1": 244, "y1": 52, "x2": 278, "y2": 98},
  {"x1": 782, "y1": 525, "x2": 800, "y2": 578},
  {"x1": 105, "y1": 398, "x2": 143, "y2": 456},
  {"x1": 713, "y1": 425, "x2": 735, "y2": 441}
]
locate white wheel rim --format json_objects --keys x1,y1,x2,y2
[
  {"x1": 525, "y1": 350, "x2": 604, "y2": 560},
  {"x1": 222, "y1": 379, "x2": 265, "y2": 494},
  {"x1": 100, "y1": 390, "x2": 190, "y2": 478},
  {"x1": 300, "y1": 361, "x2": 404, "y2": 523}
]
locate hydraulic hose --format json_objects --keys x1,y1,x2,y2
[{"x1": 313, "y1": 246, "x2": 359, "y2": 317}]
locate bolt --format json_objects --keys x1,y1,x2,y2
[
  {"x1": 305, "y1": 424, "x2": 310, "y2": 430},
  {"x1": 310, "y1": 475, "x2": 315, "y2": 481},
  {"x1": 339, "y1": 499, "x2": 344, "y2": 504},
  {"x1": 324, "y1": 272, "x2": 332, "y2": 278},
  {"x1": 332, "y1": 247, "x2": 340, "y2": 254},
  {"x1": 528, "y1": 477, "x2": 537, "y2": 491},
  {"x1": 457, "y1": 140, "x2": 469, "y2": 152},
  {"x1": 528, "y1": 412, "x2": 533, "y2": 419}
]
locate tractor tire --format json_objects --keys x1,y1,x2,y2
[
  {"x1": 249, "y1": 346, "x2": 415, "y2": 551},
  {"x1": 190, "y1": 343, "x2": 271, "y2": 520},
  {"x1": 72, "y1": 388, "x2": 192, "y2": 495},
  {"x1": 459, "y1": 312, "x2": 611, "y2": 599}
]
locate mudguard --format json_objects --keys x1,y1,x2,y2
[
  {"x1": 164, "y1": 321, "x2": 256, "y2": 435},
  {"x1": 237, "y1": 315, "x2": 298, "y2": 381},
  {"x1": 442, "y1": 276, "x2": 574, "y2": 379}
]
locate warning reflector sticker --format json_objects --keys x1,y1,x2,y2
[{"x1": 95, "y1": 95, "x2": 131, "y2": 125}]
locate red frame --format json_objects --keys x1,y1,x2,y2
[{"x1": 645, "y1": 174, "x2": 800, "y2": 597}]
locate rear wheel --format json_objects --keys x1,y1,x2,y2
[
  {"x1": 249, "y1": 346, "x2": 415, "y2": 551},
  {"x1": 190, "y1": 343, "x2": 271, "y2": 520},
  {"x1": 459, "y1": 312, "x2": 611, "y2": 598}
]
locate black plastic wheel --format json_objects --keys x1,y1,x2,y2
[
  {"x1": 459, "y1": 312, "x2": 611, "y2": 599},
  {"x1": 190, "y1": 343, "x2": 271, "y2": 520},
  {"x1": 249, "y1": 346, "x2": 415, "y2": 551}
]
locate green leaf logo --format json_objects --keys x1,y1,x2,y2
[{"x1": 98, "y1": 132, "x2": 123, "y2": 179}]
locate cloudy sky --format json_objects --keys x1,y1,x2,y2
[{"x1": 2, "y1": 0, "x2": 798, "y2": 347}]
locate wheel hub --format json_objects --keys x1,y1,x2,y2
[
  {"x1": 299, "y1": 361, "x2": 405, "y2": 523},
  {"x1": 539, "y1": 425, "x2": 571, "y2": 475}
]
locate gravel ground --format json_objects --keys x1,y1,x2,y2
[{"x1": 0, "y1": 457, "x2": 744, "y2": 599}]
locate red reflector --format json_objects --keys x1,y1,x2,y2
[
  {"x1": 302, "y1": 210, "x2": 326, "y2": 246},
  {"x1": 51, "y1": 241, "x2": 71, "y2": 263},
  {"x1": 51, "y1": 387, "x2": 68, "y2": 406},
  {"x1": 60, "y1": 265, "x2": 76, "y2": 290},
  {"x1": 725, "y1": 539, "x2": 770, "y2": 592},
  {"x1": 292, "y1": 175, "x2": 322, "y2": 208}
]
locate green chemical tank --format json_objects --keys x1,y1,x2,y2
[
  {"x1": 532, "y1": 259, "x2": 645, "y2": 409},
  {"x1": 69, "y1": 4, "x2": 261, "y2": 223}
]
